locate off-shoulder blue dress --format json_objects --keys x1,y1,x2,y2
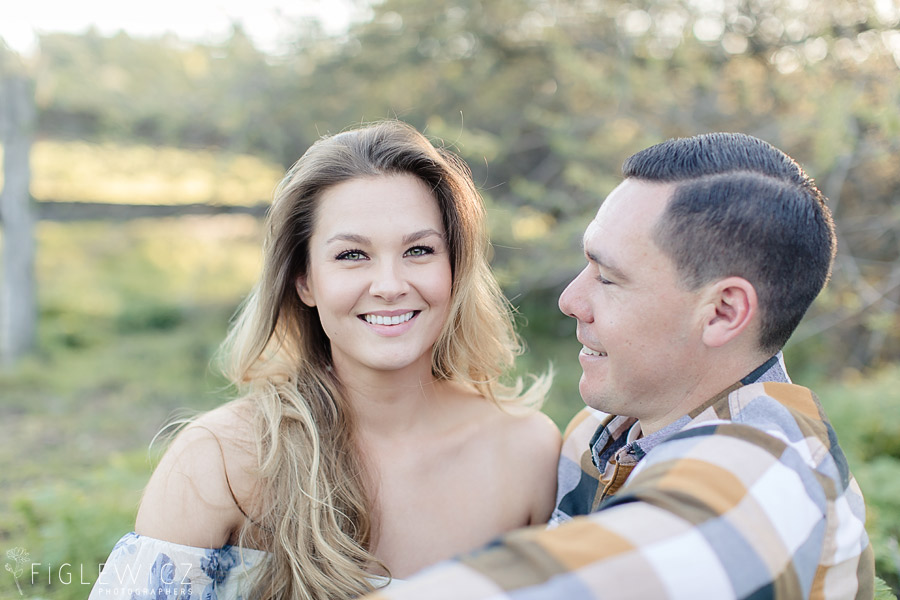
[
  {"x1": 88, "y1": 532, "x2": 266, "y2": 600},
  {"x1": 89, "y1": 532, "x2": 402, "y2": 599}
]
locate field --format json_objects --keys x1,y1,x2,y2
[{"x1": 1, "y1": 143, "x2": 898, "y2": 598}]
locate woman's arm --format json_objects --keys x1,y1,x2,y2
[
  {"x1": 135, "y1": 403, "x2": 259, "y2": 548},
  {"x1": 506, "y1": 411, "x2": 562, "y2": 526}
]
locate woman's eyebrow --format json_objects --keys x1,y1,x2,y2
[
  {"x1": 325, "y1": 229, "x2": 444, "y2": 246},
  {"x1": 326, "y1": 233, "x2": 370, "y2": 245},
  {"x1": 403, "y1": 228, "x2": 443, "y2": 245}
]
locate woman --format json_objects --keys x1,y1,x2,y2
[{"x1": 90, "y1": 120, "x2": 560, "y2": 599}]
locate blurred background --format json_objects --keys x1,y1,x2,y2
[{"x1": 1, "y1": 0, "x2": 899, "y2": 597}]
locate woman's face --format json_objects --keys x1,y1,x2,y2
[{"x1": 296, "y1": 174, "x2": 453, "y2": 378}]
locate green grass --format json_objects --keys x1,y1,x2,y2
[
  {"x1": 1, "y1": 217, "x2": 256, "y2": 599},
  {"x1": 0, "y1": 306, "x2": 237, "y2": 597},
  {"x1": 1, "y1": 217, "x2": 898, "y2": 598}
]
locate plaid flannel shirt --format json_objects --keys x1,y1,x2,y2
[{"x1": 368, "y1": 357, "x2": 875, "y2": 599}]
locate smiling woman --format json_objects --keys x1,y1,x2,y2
[
  {"x1": 88, "y1": 120, "x2": 559, "y2": 600},
  {"x1": 296, "y1": 175, "x2": 453, "y2": 376}
]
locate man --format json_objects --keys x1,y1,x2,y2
[{"x1": 368, "y1": 133, "x2": 874, "y2": 599}]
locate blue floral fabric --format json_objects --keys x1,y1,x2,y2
[{"x1": 88, "y1": 532, "x2": 266, "y2": 600}]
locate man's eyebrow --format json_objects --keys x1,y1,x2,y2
[{"x1": 585, "y1": 249, "x2": 629, "y2": 282}]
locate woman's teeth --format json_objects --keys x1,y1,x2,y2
[{"x1": 364, "y1": 311, "x2": 415, "y2": 326}]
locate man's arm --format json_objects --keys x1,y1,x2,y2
[{"x1": 367, "y1": 423, "x2": 872, "y2": 600}]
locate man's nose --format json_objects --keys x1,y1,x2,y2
[{"x1": 558, "y1": 267, "x2": 591, "y2": 322}]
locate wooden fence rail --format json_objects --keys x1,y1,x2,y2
[
  {"x1": 31, "y1": 200, "x2": 270, "y2": 221},
  {"x1": 1, "y1": 74, "x2": 269, "y2": 366}
]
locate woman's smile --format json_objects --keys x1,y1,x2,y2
[
  {"x1": 297, "y1": 174, "x2": 453, "y2": 375},
  {"x1": 361, "y1": 310, "x2": 418, "y2": 326}
]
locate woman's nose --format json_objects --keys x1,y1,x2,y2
[{"x1": 369, "y1": 260, "x2": 409, "y2": 301}]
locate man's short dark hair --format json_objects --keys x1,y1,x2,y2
[{"x1": 622, "y1": 132, "x2": 837, "y2": 353}]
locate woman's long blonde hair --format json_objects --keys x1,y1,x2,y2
[{"x1": 219, "y1": 120, "x2": 548, "y2": 599}]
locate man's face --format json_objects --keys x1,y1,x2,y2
[{"x1": 558, "y1": 178, "x2": 707, "y2": 431}]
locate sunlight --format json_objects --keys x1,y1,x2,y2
[{"x1": 1, "y1": 0, "x2": 366, "y2": 55}]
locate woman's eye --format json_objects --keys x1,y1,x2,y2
[
  {"x1": 596, "y1": 272, "x2": 614, "y2": 285},
  {"x1": 405, "y1": 246, "x2": 434, "y2": 257},
  {"x1": 336, "y1": 250, "x2": 366, "y2": 261}
]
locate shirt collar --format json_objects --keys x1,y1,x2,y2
[
  {"x1": 623, "y1": 352, "x2": 790, "y2": 459},
  {"x1": 741, "y1": 352, "x2": 790, "y2": 385}
]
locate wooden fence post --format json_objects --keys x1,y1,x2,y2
[{"x1": 0, "y1": 75, "x2": 37, "y2": 366}]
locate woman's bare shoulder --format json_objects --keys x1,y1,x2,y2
[
  {"x1": 135, "y1": 400, "x2": 261, "y2": 548},
  {"x1": 485, "y1": 407, "x2": 561, "y2": 524},
  {"x1": 493, "y1": 408, "x2": 561, "y2": 464},
  {"x1": 445, "y1": 383, "x2": 561, "y2": 455}
]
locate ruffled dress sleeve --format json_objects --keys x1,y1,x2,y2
[{"x1": 88, "y1": 532, "x2": 267, "y2": 600}]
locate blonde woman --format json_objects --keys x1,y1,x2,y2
[{"x1": 89, "y1": 120, "x2": 560, "y2": 600}]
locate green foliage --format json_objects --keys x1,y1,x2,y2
[
  {"x1": 816, "y1": 366, "x2": 900, "y2": 594},
  {"x1": 876, "y1": 576, "x2": 899, "y2": 600},
  {"x1": 1, "y1": 219, "x2": 252, "y2": 598},
  {"x1": 22, "y1": 0, "x2": 900, "y2": 372},
  {"x1": 115, "y1": 302, "x2": 184, "y2": 333},
  {"x1": 28, "y1": 140, "x2": 283, "y2": 205},
  {"x1": 5, "y1": 453, "x2": 149, "y2": 599},
  {"x1": 513, "y1": 289, "x2": 583, "y2": 428},
  {"x1": 814, "y1": 367, "x2": 900, "y2": 461},
  {"x1": 859, "y1": 456, "x2": 900, "y2": 594}
]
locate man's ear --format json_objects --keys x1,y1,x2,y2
[
  {"x1": 700, "y1": 277, "x2": 757, "y2": 348},
  {"x1": 295, "y1": 275, "x2": 316, "y2": 307}
]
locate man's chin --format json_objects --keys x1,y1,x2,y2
[{"x1": 579, "y1": 383, "x2": 614, "y2": 414}]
